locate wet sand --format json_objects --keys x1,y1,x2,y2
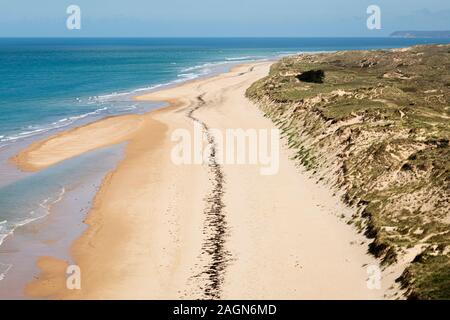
[{"x1": 0, "y1": 144, "x2": 124, "y2": 299}]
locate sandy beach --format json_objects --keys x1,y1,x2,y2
[{"x1": 14, "y1": 62, "x2": 392, "y2": 299}]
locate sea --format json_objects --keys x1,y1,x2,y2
[{"x1": 1, "y1": 37, "x2": 450, "y2": 286}]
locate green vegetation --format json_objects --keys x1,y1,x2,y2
[{"x1": 247, "y1": 44, "x2": 450, "y2": 299}]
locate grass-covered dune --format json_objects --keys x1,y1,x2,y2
[{"x1": 247, "y1": 44, "x2": 450, "y2": 299}]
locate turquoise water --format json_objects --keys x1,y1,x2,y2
[
  {"x1": 1, "y1": 37, "x2": 450, "y2": 282},
  {"x1": 0, "y1": 144, "x2": 125, "y2": 288},
  {"x1": 1, "y1": 37, "x2": 450, "y2": 146}
]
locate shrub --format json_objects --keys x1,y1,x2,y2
[{"x1": 296, "y1": 69, "x2": 325, "y2": 83}]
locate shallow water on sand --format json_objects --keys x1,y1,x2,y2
[{"x1": 0, "y1": 144, "x2": 124, "y2": 296}]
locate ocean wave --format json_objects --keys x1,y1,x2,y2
[
  {"x1": 0, "y1": 107, "x2": 109, "y2": 144},
  {"x1": 0, "y1": 187, "x2": 66, "y2": 249},
  {"x1": 116, "y1": 105, "x2": 138, "y2": 112},
  {"x1": 0, "y1": 231, "x2": 11, "y2": 249},
  {"x1": 177, "y1": 73, "x2": 200, "y2": 81},
  {"x1": 180, "y1": 61, "x2": 228, "y2": 73},
  {"x1": 0, "y1": 221, "x2": 9, "y2": 248},
  {"x1": 0, "y1": 56, "x2": 265, "y2": 148},
  {"x1": 93, "y1": 92, "x2": 130, "y2": 102},
  {"x1": 131, "y1": 84, "x2": 164, "y2": 93},
  {"x1": 87, "y1": 83, "x2": 171, "y2": 103},
  {"x1": 224, "y1": 55, "x2": 264, "y2": 61},
  {"x1": 276, "y1": 51, "x2": 298, "y2": 55},
  {"x1": 0, "y1": 263, "x2": 12, "y2": 281},
  {"x1": 109, "y1": 69, "x2": 207, "y2": 95}
]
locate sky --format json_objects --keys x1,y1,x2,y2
[{"x1": 0, "y1": 0, "x2": 449, "y2": 37}]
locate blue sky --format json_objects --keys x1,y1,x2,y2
[{"x1": 0, "y1": 0, "x2": 449, "y2": 37}]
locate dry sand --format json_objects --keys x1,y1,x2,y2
[{"x1": 17, "y1": 62, "x2": 391, "y2": 299}]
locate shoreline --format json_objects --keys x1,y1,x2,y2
[
  {"x1": 11, "y1": 114, "x2": 144, "y2": 172},
  {"x1": 0, "y1": 59, "x2": 264, "y2": 297},
  {"x1": 11, "y1": 58, "x2": 273, "y2": 173},
  {"x1": 0, "y1": 143, "x2": 125, "y2": 299},
  {"x1": 0, "y1": 59, "x2": 256, "y2": 260},
  {"x1": 10, "y1": 61, "x2": 393, "y2": 299}
]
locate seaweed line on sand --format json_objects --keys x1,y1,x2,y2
[{"x1": 186, "y1": 94, "x2": 231, "y2": 299}]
